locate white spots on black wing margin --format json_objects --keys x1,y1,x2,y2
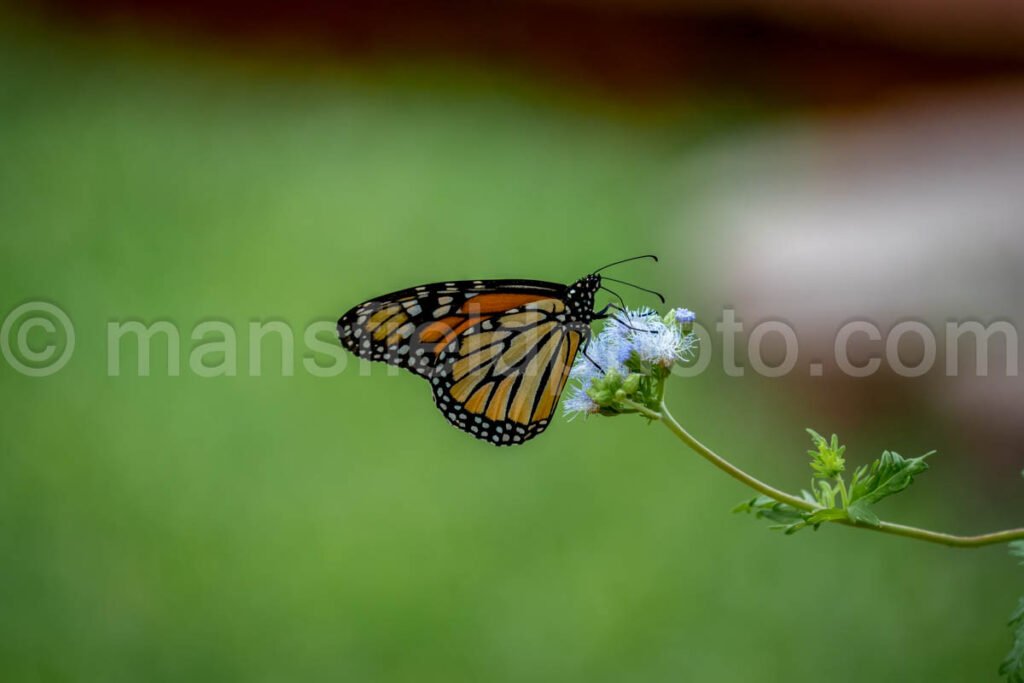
[{"x1": 428, "y1": 367, "x2": 557, "y2": 445}]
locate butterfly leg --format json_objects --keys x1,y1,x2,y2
[
  {"x1": 580, "y1": 337, "x2": 605, "y2": 373},
  {"x1": 604, "y1": 305, "x2": 658, "y2": 334}
]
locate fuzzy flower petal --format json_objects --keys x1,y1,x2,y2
[
  {"x1": 679, "y1": 331, "x2": 699, "y2": 359},
  {"x1": 562, "y1": 389, "x2": 599, "y2": 420},
  {"x1": 610, "y1": 307, "x2": 685, "y2": 367}
]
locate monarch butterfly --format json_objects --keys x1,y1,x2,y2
[{"x1": 336, "y1": 256, "x2": 661, "y2": 446}]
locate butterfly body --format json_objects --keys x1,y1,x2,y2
[{"x1": 337, "y1": 274, "x2": 602, "y2": 445}]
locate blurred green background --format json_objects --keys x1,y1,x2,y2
[{"x1": 1, "y1": 6, "x2": 1022, "y2": 682}]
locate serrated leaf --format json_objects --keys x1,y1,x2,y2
[
  {"x1": 1010, "y1": 540, "x2": 1024, "y2": 565},
  {"x1": 752, "y1": 502, "x2": 804, "y2": 525},
  {"x1": 849, "y1": 449, "x2": 933, "y2": 506},
  {"x1": 732, "y1": 495, "x2": 773, "y2": 514},
  {"x1": 815, "y1": 480, "x2": 836, "y2": 508},
  {"x1": 806, "y1": 428, "x2": 826, "y2": 446},
  {"x1": 1000, "y1": 597, "x2": 1024, "y2": 682},
  {"x1": 850, "y1": 463, "x2": 868, "y2": 489},
  {"x1": 846, "y1": 499, "x2": 881, "y2": 527},
  {"x1": 733, "y1": 495, "x2": 809, "y2": 532},
  {"x1": 806, "y1": 508, "x2": 848, "y2": 525}
]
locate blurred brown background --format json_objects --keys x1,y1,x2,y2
[{"x1": 34, "y1": 0, "x2": 1024, "y2": 106}]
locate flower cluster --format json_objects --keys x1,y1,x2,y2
[{"x1": 564, "y1": 307, "x2": 697, "y2": 419}]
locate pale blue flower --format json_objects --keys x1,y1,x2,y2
[
  {"x1": 609, "y1": 307, "x2": 685, "y2": 368},
  {"x1": 608, "y1": 307, "x2": 659, "y2": 361},
  {"x1": 571, "y1": 324, "x2": 626, "y2": 382},
  {"x1": 563, "y1": 306, "x2": 696, "y2": 419},
  {"x1": 672, "y1": 308, "x2": 696, "y2": 325},
  {"x1": 563, "y1": 390, "x2": 599, "y2": 420},
  {"x1": 563, "y1": 323, "x2": 627, "y2": 419}
]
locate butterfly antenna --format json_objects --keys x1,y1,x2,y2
[
  {"x1": 600, "y1": 276, "x2": 666, "y2": 304},
  {"x1": 592, "y1": 254, "x2": 658, "y2": 274}
]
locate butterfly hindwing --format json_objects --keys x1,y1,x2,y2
[{"x1": 428, "y1": 297, "x2": 587, "y2": 445}]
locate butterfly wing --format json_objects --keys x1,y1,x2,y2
[
  {"x1": 429, "y1": 299, "x2": 587, "y2": 445},
  {"x1": 338, "y1": 279, "x2": 564, "y2": 377},
  {"x1": 337, "y1": 280, "x2": 588, "y2": 445}
]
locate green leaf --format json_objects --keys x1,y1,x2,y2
[
  {"x1": 1000, "y1": 597, "x2": 1024, "y2": 682},
  {"x1": 779, "y1": 521, "x2": 810, "y2": 535},
  {"x1": 849, "y1": 449, "x2": 934, "y2": 506},
  {"x1": 1001, "y1": 542, "x2": 1024, "y2": 682},
  {"x1": 733, "y1": 495, "x2": 810, "y2": 534},
  {"x1": 1010, "y1": 540, "x2": 1024, "y2": 564},
  {"x1": 806, "y1": 508, "x2": 848, "y2": 525},
  {"x1": 845, "y1": 499, "x2": 881, "y2": 527},
  {"x1": 815, "y1": 480, "x2": 838, "y2": 508}
]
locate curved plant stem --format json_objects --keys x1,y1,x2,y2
[
  {"x1": 626, "y1": 398, "x2": 1024, "y2": 549},
  {"x1": 623, "y1": 399, "x2": 813, "y2": 512}
]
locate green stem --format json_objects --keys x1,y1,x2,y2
[
  {"x1": 625, "y1": 399, "x2": 812, "y2": 512},
  {"x1": 836, "y1": 475, "x2": 850, "y2": 510},
  {"x1": 635, "y1": 399, "x2": 1024, "y2": 549}
]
